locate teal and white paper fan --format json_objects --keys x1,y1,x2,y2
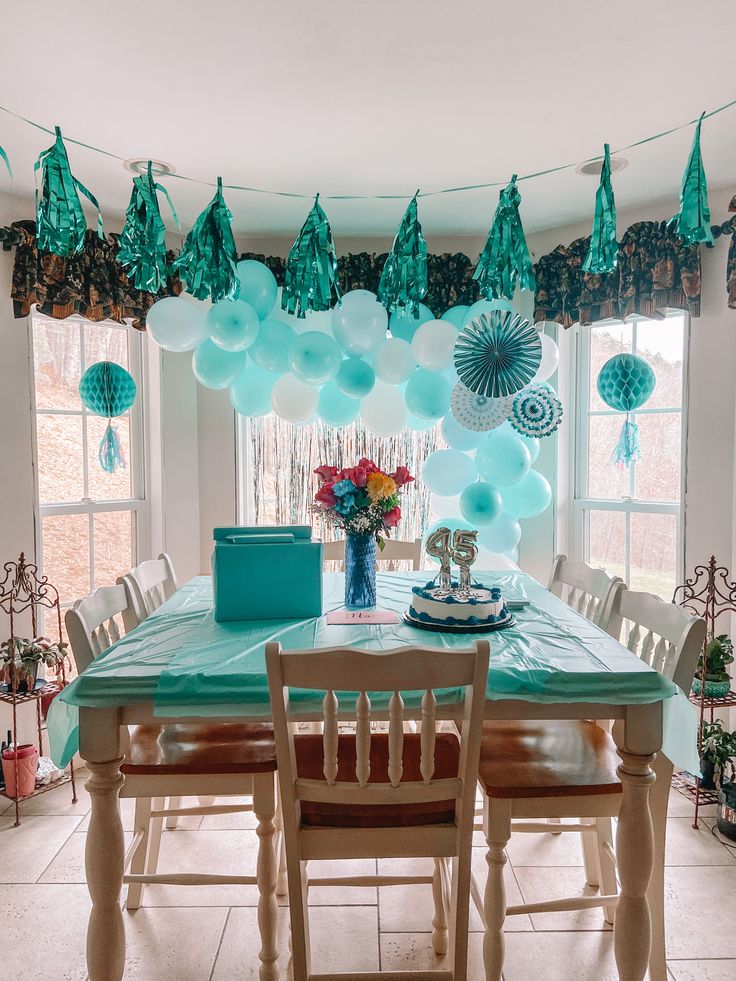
[
  {"x1": 510, "y1": 384, "x2": 563, "y2": 438},
  {"x1": 453, "y1": 311, "x2": 542, "y2": 398},
  {"x1": 450, "y1": 382, "x2": 513, "y2": 432}
]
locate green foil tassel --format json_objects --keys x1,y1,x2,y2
[
  {"x1": 583, "y1": 144, "x2": 618, "y2": 274},
  {"x1": 173, "y1": 177, "x2": 239, "y2": 302},
  {"x1": 612, "y1": 416, "x2": 640, "y2": 468},
  {"x1": 0, "y1": 145, "x2": 12, "y2": 178},
  {"x1": 670, "y1": 112, "x2": 713, "y2": 245},
  {"x1": 118, "y1": 162, "x2": 179, "y2": 293},
  {"x1": 282, "y1": 193, "x2": 341, "y2": 318},
  {"x1": 377, "y1": 191, "x2": 428, "y2": 314},
  {"x1": 473, "y1": 175, "x2": 536, "y2": 300},
  {"x1": 35, "y1": 126, "x2": 102, "y2": 256}
]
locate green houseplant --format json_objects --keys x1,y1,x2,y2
[
  {"x1": 0, "y1": 636, "x2": 68, "y2": 695},
  {"x1": 692, "y1": 634, "x2": 734, "y2": 698},
  {"x1": 700, "y1": 718, "x2": 736, "y2": 790}
]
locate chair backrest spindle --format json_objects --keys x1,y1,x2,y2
[{"x1": 548, "y1": 554, "x2": 623, "y2": 631}]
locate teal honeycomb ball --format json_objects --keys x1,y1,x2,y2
[
  {"x1": 596, "y1": 354, "x2": 655, "y2": 412},
  {"x1": 79, "y1": 361, "x2": 137, "y2": 418}
]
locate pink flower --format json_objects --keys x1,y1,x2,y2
[
  {"x1": 391, "y1": 466, "x2": 414, "y2": 488},
  {"x1": 383, "y1": 505, "x2": 401, "y2": 528},
  {"x1": 357, "y1": 457, "x2": 379, "y2": 474},
  {"x1": 315, "y1": 483, "x2": 337, "y2": 508},
  {"x1": 314, "y1": 465, "x2": 338, "y2": 484},
  {"x1": 342, "y1": 465, "x2": 368, "y2": 488}
]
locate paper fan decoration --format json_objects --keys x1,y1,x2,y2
[
  {"x1": 450, "y1": 382, "x2": 513, "y2": 432},
  {"x1": 454, "y1": 311, "x2": 542, "y2": 398},
  {"x1": 510, "y1": 385, "x2": 563, "y2": 438}
]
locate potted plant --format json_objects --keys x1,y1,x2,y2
[
  {"x1": 0, "y1": 635, "x2": 68, "y2": 695},
  {"x1": 692, "y1": 634, "x2": 733, "y2": 698},
  {"x1": 699, "y1": 718, "x2": 736, "y2": 791}
]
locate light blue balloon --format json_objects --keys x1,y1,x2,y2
[
  {"x1": 502, "y1": 470, "x2": 552, "y2": 519},
  {"x1": 422, "y1": 449, "x2": 476, "y2": 496},
  {"x1": 459, "y1": 481, "x2": 503, "y2": 526},
  {"x1": 389, "y1": 302, "x2": 434, "y2": 342},
  {"x1": 475, "y1": 430, "x2": 531, "y2": 487},
  {"x1": 462, "y1": 297, "x2": 514, "y2": 328},
  {"x1": 248, "y1": 319, "x2": 293, "y2": 373},
  {"x1": 236, "y1": 260, "x2": 278, "y2": 319},
  {"x1": 507, "y1": 547, "x2": 519, "y2": 564},
  {"x1": 407, "y1": 413, "x2": 436, "y2": 431},
  {"x1": 441, "y1": 305, "x2": 469, "y2": 328},
  {"x1": 335, "y1": 357, "x2": 375, "y2": 398},
  {"x1": 499, "y1": 420, "x2": 540, "y2": 463},
  {"x1": 318, "y1": 381, "x2": 360, "y2": 426},
  {"x1": 192, "y1": 340, "x2": 246, "y2": 390},
  {"x1": 441, "y1": 412, "x2": 485, "y2": 451},
  {"x1": 207, "y1": 299, "x2": 260, "y2": 352},
  {"x1": 478, "y1": 513, "x2": 522, "y2": 553},
  {"x1": 424, "y1": 519, "x2": 472, "y2": 564},
  {"x1": 148, "y1": 296, "x2": 209, "y2": 352},
  {"x1": 288, "y1": 331, "x2": 341, "y2": 384},
  {"x1": 405, "y1": 369, "x2": 451, "y2": 420},
  {"x1": 229, "y1": 363, "x2": 275, "y2": 416}
]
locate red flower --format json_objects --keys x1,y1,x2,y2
[
  {"x1": 391, "y1": 466, "x2": 414, "y2": 488},
  {"x1": 357, "y1": 457, "x2": 379, "y2": 474},
  {"x1": 315, "y1": 483, "x2": 337, "y2": 507},
  {"x1": 314, "y1": 465, "x2": 338, "y2": 483},
  {"x1": 342, "y1": 465, "x2": 368, "y2": 488},
  {"x1": 383, "y1": 505, "x2": 401, "y2": 528}
]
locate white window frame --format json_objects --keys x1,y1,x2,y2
[
  {"x1": 29, "y1": 314, "x2": 149, "y2": 610},
  {"x1": 570, "y1": 313, "x2": 689, "y2": 592}
]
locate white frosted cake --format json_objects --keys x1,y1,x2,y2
[{"x1": 408, "y1": 581, "x2": 509, "y2": 628}]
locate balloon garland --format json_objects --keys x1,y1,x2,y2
[
  {"x1": 596, "y1": 353, "x2": 656, "y2": 467},
  {"x1": 79, "y1": 361, "x2": 137, "y2": 472}
]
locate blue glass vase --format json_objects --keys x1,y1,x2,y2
[{"x1": 344, "y1": 533, "x2": 377, "y2": 609}]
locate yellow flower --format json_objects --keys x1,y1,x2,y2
[{"x1": 366, "y1": 472, "x2": 397, "y2": 502}]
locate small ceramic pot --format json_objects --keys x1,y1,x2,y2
[{"x1": 2, "y1": 744, "x2": 39, "y2": 798}]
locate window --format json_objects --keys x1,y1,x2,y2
[
  {"x1": 572, "y1": 314, "x2": 687, "y2": 600},
  {"x1": 30, "y1": 314, "x2": 147, "y2": 624}
]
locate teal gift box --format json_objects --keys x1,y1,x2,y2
[{"x1": 212, "y1": 526, "x2": 323, "y2": 622}]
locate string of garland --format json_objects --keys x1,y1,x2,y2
[
  {"x1": 282, "y1": 193, "x2": 341, "y2": 317},
  {"x1": 34, "y1": 126, "x2": 102, "y2": 256},
  {"x1": 118, "y1": 161, "x2": 180, "y2": 293},
  {"x1": 583, "y1": 144, "x2": 618, "y2": 274},
  {"x1": 0, "y1": 145, "x2": 11, "y2": 178},
  {"x1": 670, "y1": 111, "x2": 713, "y2": 245},
  {"x1": 472, "y1": 175, "x2": 535, "y2": 301},
  {"x1": 173, "y1": 177, "x2": 239, "y2": 302},
  {"x1": 377, "y1": 192, "x2": 428, "y2": 314}
]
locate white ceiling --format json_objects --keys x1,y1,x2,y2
[{"x1": 1, "y1": 0, "x2": 735, "y2": 239}]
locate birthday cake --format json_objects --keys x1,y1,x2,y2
[{"x1": 408, "y1": 581, "x2": 510, "y2": 628}]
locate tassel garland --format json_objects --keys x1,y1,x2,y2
[
  {"x1": 118, "y1": 161, "x2": 179, "y2": 293},
  {"x1": 473, "y1": 175, "x2": 535, "y2": 300},
  {"x1": 670, "y1": 112, "x2": 714, "y2": 245},
  {"x1": 35, "y1": 126, "x2": 102, "y2": 256},
  {"x1": 0, "y1": 145, "x2": 11, "y2": 178},
  {"x1": 583, "y1": 144, "x2": 618, "y2": 274},
  {"x1": 282, "y1": 193, "x2": 341, "y2": 317},
  {"x1": 377, "y1": 191, "x2": 428, "y2": 314},
  {"x1": 173, "y1": 177, "x2": 239, "y2": 302},
  {"x1": 99, "y1": 423, "x2": 126, "y2": 474},
  {"x1": 611, "y1": 416, "x2": 641, "y2": 468}
]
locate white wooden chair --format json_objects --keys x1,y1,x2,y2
[
  {"x1": 119, "y1": 552, "x2": 177, "y2": 629},
  {"x1": 323, "y1": 537, "x2": 423, "y2": 571},
  {"x1": 548, "y1": 554, "x2": 623, "y2": 629},
  {"x1": 472, "y1": 588, "x2": 705, "y2": 981},
  {"x1": 65, "y1": 584, "x2": 283, "y2": 980},
  {"x1": 267, "y1": 639, "x2": 490, "y2": 981}
]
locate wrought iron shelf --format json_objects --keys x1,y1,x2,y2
[
  {"x1": 671, "y1": 771, "x2": 719, "y2": 807},
  {"x1": 687, "y1": 691, "x2": 736, "y2": 710},
  {"x1": 0, "y1": 680, "x2": 60, "y2": 706},
  {"x1": 0, "y1": 770, "x2": 74, "y2": 804}
]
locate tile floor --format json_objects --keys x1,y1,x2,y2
[{"x1": 1, "y1": 775, "x2": 735, "y2": 980}]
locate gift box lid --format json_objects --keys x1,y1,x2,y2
[{"x1": 213, "y1": 525, "x2": 314, "y2": 546}]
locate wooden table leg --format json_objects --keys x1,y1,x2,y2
[
  {"x1": 80, "y1": 707, "x2": 126, "y2": 981},
  {"x1": 254, "y1": 772, "x2": 279, "y2": 981},
  {"x1": 612, "y1": 704, "x2": 661, "y2": 981}
]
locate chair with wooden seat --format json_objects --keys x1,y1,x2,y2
[
  {"x1": 267, "y1": 639, "x2": 489, "y2": 981},
  {"x1": 65, "y1": 583, "x2": 283, "y2": 979},
  {"x1": 548, "y1": 554, "x2": 623, "y2": 629},
  {"x1": 323, "y1": 536, "x2": 423, "y2": 570},
  {"x1": 473, "y1": 588, "x2": 705, "y2": 981}
]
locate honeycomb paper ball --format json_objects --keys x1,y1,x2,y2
[
  {"x1": 596, "y1": 354, "x2": 655, "y2": 412},
  {"x1": 79, "y1": 361, "x2": 137, "y2": 418}
]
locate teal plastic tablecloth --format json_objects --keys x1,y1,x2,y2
[{"x1": 48, "y1": 572, "x2": 699, "y2": 771}]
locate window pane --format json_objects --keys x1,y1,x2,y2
[
  {"x1": 629, "y1": 512, "x2": 677, "y2": 600},
  {"x1": 633, "y1": 413, "x2": 681, "y2": 502},
  {"x1": 635, "y1": 318, "x2": 683, "y2": 410},
  {"x1": 589, "y1": 322, "x2": 633, "y2": 412},
  {"x1": 42, "y1": 514, "x2": 90, "y2": 604},
  {"x1": 84, "y1": 323, "x2": 129, "y2": 371},
  {"x1": 587, "y1": 509, "x2": 626, "y2": 581},
  {"x1": 93, "y1": 511, "x2": 135, "y2": 588},
  {"x1": 587, "y1": 416, "x2": 630, "y2": 499},
  {"x1": 33, "y1": 319, "x2": 82, "y2": 411},
  {"x1": 87, "y1": 416, "x2": 133, "y2": 500},
  {"x1": 36, "y1": 414, "x2": 85, "y2": 503}
]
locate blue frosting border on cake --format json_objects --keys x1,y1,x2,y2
[{"x1": 408, "y1": 605, "x2": 508, "y2": 626}]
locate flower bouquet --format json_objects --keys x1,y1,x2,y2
[{"x1": 314, "y1": 458, "x2": 414, "y2": 608}]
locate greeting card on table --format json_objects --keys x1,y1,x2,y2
[{"x1": 326, "y1": 609, "x2": 401, "y2": 625}]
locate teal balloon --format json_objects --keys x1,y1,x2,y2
[
  {"x1": 229, "y1": 363, "x2": 275, "y2": 417},
  {"x1": 207, "y1": 299, "x2": 260, "y2": 352},
  {"x1": 462, "y1": 297, "x2": 513, "y2": 328},
  {"x1": 389, "y1": 302, "x2": 433, "y2": 342},
  {"x1": 596, "y1": 353, "x2": 656, "y2": 412},
  {"x1": 441, "y1": 305, "x2": 469, "y2": 329},
  {"x1": 441, "y1": 412, "x2": 485, "y2": 451},
  {"x1": 79, "y1": 361, "x2": 136, "y2": 417},
  {"x1": 502, "y1": 470, "x2": 552, "y2": 519},
  {"x1": 422, "y1": 449, "x2": 476, "y2": 496},
  {"x1": 335, "y1": 357, "x2": 375, "y2": 397},
  {"x1": 459, "y1": 481, "x2": 503, "y2": 526},
  {"x1": 235, "y1": 259, "x2": 278, "y2": 319},
  {"x1": 192, "y1": 340, "x2": 247, "y2": 390},
  {"x1": 478, "y1": 513, "x2": 522, "y2": 553},
  {"x1": 248, "y1": 319, "x2": 293, "y2": 373},
  {"x1": 475, "y1": 430, "x2": 531, "y2": 487},
  {"x1": 407, "y1": 413, "x2": 436, "y2": 431},
  {"x1": 288, "y1": 331, "x2": 341, "y2": 384},
  {"x1": 318, "y1": 381, "x2": 360, "y2": 427},
  {"x1": 424, "y1": 519, "x2": 471, "y2": 564},
  {"x1": 405, "y1": 368, "x2": 451, "y2": 420}
]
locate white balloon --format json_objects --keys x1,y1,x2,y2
[
  {"x1": 411, "y1": 319, "x2": 458, "y2": 371},
  {"x1": 332, "y1": 290, "x2": 388, "y2": 356},
  {"x1": 360, "y1": 381, "x2": 408, "y2": 435},
  {"x1": 373, "y1": 338, "x2": 417, "y2": 384},
  {"x1": 292, "y1": 306, "x2": 334, "y2": 335},
  {"x1": 531, "y1": 333, "x2": 560, "y2": 383},
  {"x1": 271, "y1": 373, "x2": 319, "y2": 423},
  {"x1": 268, "y1": 288, "x2": 302, "y2": 329},
  {"x1": 429, "y1": 493, "x2": 464, "y2": 519},
  {"x1": 147, "y1": 296, "x2": 208, "y2": 352}
]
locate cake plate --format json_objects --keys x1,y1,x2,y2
[{"x1": 402, "y1": 611, "x2": 517, "y2": 634}]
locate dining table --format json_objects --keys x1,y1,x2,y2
[{"x1": 48, "y1": 570, "x2": 699, "y2": 981}]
